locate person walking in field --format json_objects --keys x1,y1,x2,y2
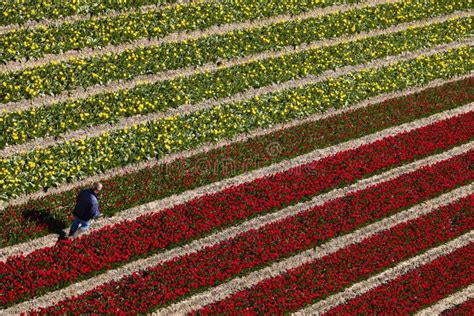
[{"x1": 68, "y1": 182, "x2": 103, "y2": 237}]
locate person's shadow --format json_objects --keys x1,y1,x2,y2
[{"x1": 22, "y1": 209, "x2": 68, "y2": 241}]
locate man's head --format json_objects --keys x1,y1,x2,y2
[{"x1": 92, "y1": 182, "x2": 103, "y2": 195}]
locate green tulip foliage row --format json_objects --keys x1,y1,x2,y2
[
  {"x1": 1, "y1": 0, "x2": 470, "y2": 104},
  {"x1": 0, "y1": 0, "x2": 179, "y2": 26},
  {"x1": 0, "y1": 46, "x2": 471, "y2": 200},
  {"x1": 1, "y1": 0, "x2": 364, "y2": 62},
  {"x1": 0, "y1": 17, "x2": 471, "y2": 148}
]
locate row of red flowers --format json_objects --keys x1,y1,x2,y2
[
  {"x1": 34, "y1": 184, "x2": 473, "y2": 314},
  {"x1": 325, "y1": 243, "x2": 473, "y2": 315},
  {"x1": 194, "y1": 195, "x2": 473, "y2": 315},
  {"x1": 1, "y1": 112, "x2": 473, "y2": 306},
  {"x1": 2, "y1": 77, "x2": 472, "y2": 247},
  {"x1": 441, "y1": 299, "x2": 474, "y2": 315}
]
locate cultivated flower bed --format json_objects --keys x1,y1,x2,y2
[
  {"x1": 1, "y1": 0, "x2": 468, "y2": 102},
  {"x1": 2, "y1": 17, "x2": 470, "y2": 147},
  {"x1": 1, "y1": 47, "x2": 471, "y2": 198},
  {"x1": 195, "y1": 196, "x2": 472, "y2": 315},
  {"x1": 1, "y1": 77, "x2": 471, "y2": 246},
  {"x1": 1, "y1": 0, "x2": 472, "y2": 313},
  {"x1": 2, "y1": 0, "x2": 365, "y2": 62},
  {"x1": 1, "y1": 112, "x2": 472, "y2": 306},
  {"x1": 325, "y1": 244, "x2": 473, "y2": 315}
]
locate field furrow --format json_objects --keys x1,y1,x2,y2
[
  {"x1": 0, "y1": 0, "x2": 394, "y2": 76},
  {"x1": 415, "y1": 285, "x2": 474, "y2": 316},
  {"x1": 185, "y1": 197, "x2": 472, "y2": 315},
  {"x1": 6, "y1": 156, "x2": 473, "y2": 313},
  {"x1": 7, "y1": 159, "x2": 470, "y2": 314},
  {"x1": 294, "y1": 235, "x2": 473, "y2": 315},
  {"x1": 1, "y1": 0, "x2": 469, "y2": 104},
  {"x1": 2, "y1": 109, "x2": 472, "y2": 306},
  {"x1": 1, "y1": 16, "x2": 471, "y2": 148},
  {"x1": 2, "y1": 74, "x2": 471, "y2": 210},
  {"x1": 323, "y1": 243, "x2": 473, "y2": 315},
  {"x1": 2, "y1": 0, "x2": 380, "y2": 63},
  {"x1": 440, "y1": 297, "x2": 474, "y2": 316},
  {"x1": 1, "y1": 45, "x2": 471, "y2": 199},
  {"x1": 1, "y1": 0, "x2": 472, "y2": 312},
  {"x1": 3, "y1": 11, "x2": 472, "y2": 116},
  {"x1": 0, "y1": 0, "x2": 181, "y2": 27},
  {"x1": 2, "y1": 134, "x2": 472, "y2": 262},
  {"x1": 28, "y1": 178, "x2": 474, "y2": 314},
  {"x1": 1, "y1": 77, "x2": 471, "y2": 248}
]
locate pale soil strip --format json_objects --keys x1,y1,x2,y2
[
  {"x1": 1, "y1": 73, "x2": 471, "y2": 211},
  {"x1": 2, "y1": 11, "x2": 470, "y2": 115},
  {"x1": 0, "y1": 0, "x2": 398, "y2": 74},
  {"x1": 4, "y1": 169, "x2": 472, "y2": 314},
  {"x1": 294, "y1": 234, "x2": 474, "y2": 315},
  {"x1": 0, "y1": 0, "x2": 194, "y2": 35},
  {"x1": 415, "y1": 285, "x2": 474, "y2": 316},
  {"x1": 0, "y1": 1, "x2": 405, "y2": 116},
  {"x1": 0, "y1": 11, "x2": 474, "y2": 114},
  {"x1": 1, "y1": 40, "x2": 471, "y2": 160},
  {"x1": 157, "y1": 195, "x2": 474, "y2": 314},
  {"x1": 1, "y1": 105, "x2": 471, "y2": 260}
]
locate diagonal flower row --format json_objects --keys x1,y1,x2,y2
[
  {"x1": 324, "y1": 243, "x2": 473, "y2": 315},
  {"x1": 30, "y1": 170, "x2": 474, "y2": 314},
  {"x1": 1, "y1": 0, "x2": 367, "y2": 62},
  {"x1": 0, "y1": 0, "x2": 178, "y2": 26},
  {"x1": 441, "y1": 299, "x2": 474, "y2": 315},
  {"x1": 1, "y1": 47, "x2": 471, "y2": 199},
  {"x1": 1, "y1": 109, "x2": 473, "y2": 306},
  {"x1": 193, "y1": 198, "x2": 473, "y2": 315},
  {"x1": 2, "y1": 17, "x2": 471, "y2": 147},
  {"x1": 2, "y1": 76, "x2": 472, "y2": 247},
  {"x1": 1, "y1": 0, "x2": 468, "y2": 103}
]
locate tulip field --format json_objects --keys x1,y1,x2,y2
[{"x1": 0, "y1": 0, "x2": 473, "y2": 314}]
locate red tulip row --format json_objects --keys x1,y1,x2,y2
[
  {"x1": 2, "y1": 77, "x2": 472, "y2": 248},
  {"x1": 194, "y1": 195, "x2": 473, "y2": 315},
  {"x1": 441, "y1": 299, "x2": 474, "y2": 315},
  {"x1": 325, "y1": 243, "x2": 473, "y2": 315},
  {"x1": 33, "y1": 179, "x2": 474, "y2": 314},
  {"x1": 1, "y1": 111, "x2": 473, "y2": 306}
]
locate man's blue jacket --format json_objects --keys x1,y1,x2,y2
[{"x1": 73, "y1": 189, "x2": 100, "y2": 221}]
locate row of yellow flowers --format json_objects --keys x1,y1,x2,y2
[
  {"x1": 1, "y1": 0, "x2": 365, "y2": 62},
  {"x1": 1, "y1": 0, "x2": 177, "y2": 26},
  {"x1": 1, "y1": 0, "x2": 469, "y2": 104},
  {"x1": 1, "y1": 17, "x2": 470, "y2": 148},
  {"x1": 0, "y1": 47, "x2": 471, "y2": 200}
]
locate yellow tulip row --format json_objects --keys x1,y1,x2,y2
[
  {"x1": 0, "y1": 46, "x2": 471, "y2": 200},
  {"x1": 1, "y1": 0, "x2": 178, "y2": 26},
  {"x1": 1, "y1": 0, "x2": 469, "y2": 104},
  {"x1": 0, "y1": 17, "x2": 470, "y2": 148},
  {"x1": 1, "y1": 0, "x2": 364, "y2": 62}
]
